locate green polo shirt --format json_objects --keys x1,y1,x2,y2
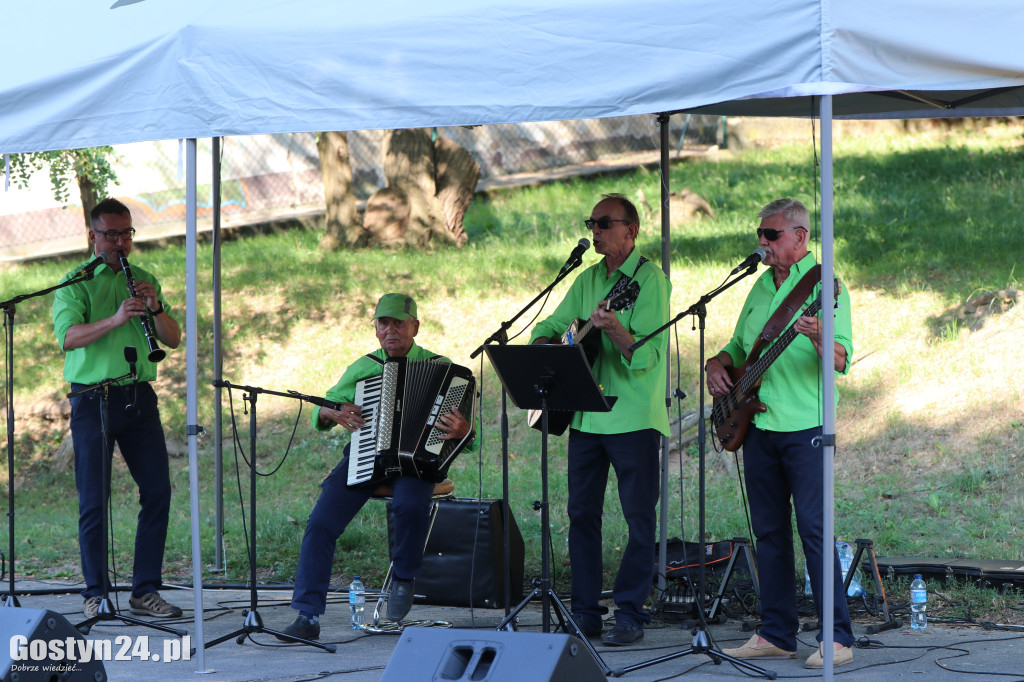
[
  {"x1": 529, "y1": 247, "x2": 671, "y2": 436},
  {"x1": 313, "y1": 342, "x2": 478, "y2": 453},
  {"x1": 718, "y1": 253, "x2": 853, "y2": 432},
  {"x1": 52, "y1": 259, "x2": 169, "y2": 385}
]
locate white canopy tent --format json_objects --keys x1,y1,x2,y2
[{"x1": 4, "y1": 0, "x2": 1024, "y2": 675}]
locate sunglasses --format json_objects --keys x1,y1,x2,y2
[
  {"x1": 756, "y1": 225, "x2": 805, "y2": 241},
  {"x1": 584, "y1": 217, "x2": 630, "y2": 231}
]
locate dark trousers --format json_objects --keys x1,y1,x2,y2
[
  {"x1": 69, "y1": 382, "x2": 171, "y2": 599},
  {"x1": 743, "y1": 425, "x2": 854, "y2": 650},
  {"x1": 290, "y1": 446, "x2": 435, "y2": 615},
  {"x1": 567, "y1": 428, "x2": 660, "y2": 626}
]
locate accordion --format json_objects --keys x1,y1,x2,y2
[{"x1": 348, "y1": 356, "x2": 476, "y2": 487}]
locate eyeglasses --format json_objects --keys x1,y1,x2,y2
[
  {"x1": 584, "y1": 217, "x2": 629, "y2": 231},
  {"x1": 92, "y1": 227, "x2": 136, "y2": 242},
  {"x1": 756, "y1": 225, "x2": 805, "y2": 241}
]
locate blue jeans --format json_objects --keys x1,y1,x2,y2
[
  {"x1": 69, "y1": 382, "x2": 171, "y2": 599},
  {"x1": 743, "y1": 425, "x2": 855, "y2": 649},
  {"x1": 567, "y1": 429, "x2": 660, "y2": 627},
  {"x1": 290, "y1": 446, "x2": 435, "y2": 615}
]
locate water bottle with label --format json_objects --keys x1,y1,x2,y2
[
  {"x1": 910, "y1": 574, "x2": 927, "y2": 629},
  {"x1": 349, "y1": 576, "x2": 365, "y2": 629}
]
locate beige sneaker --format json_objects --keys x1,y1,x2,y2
[
  {"x1": 721, "y1": 634, "x2": 797, "y2": 659},
  {"x1": 804, "y1": 642, "x2": 854, "y2": 668},
  {"x1": 129, "y1": 592, "x2": 183, "y2": 618},
  {"x1": 83, "y1": 596, "x2": 103, "y2": 618}
]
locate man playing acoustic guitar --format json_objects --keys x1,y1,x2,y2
[
  {"x1": 706, "y1": 198, "x2": 856, "y2": 668},
  {"x1": 530, "y1": 193, "x2": 671, "y2": 646}
]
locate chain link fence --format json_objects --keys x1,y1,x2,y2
[{"x1": 1, "y1": 114, "x2": 722, "y2": 260}]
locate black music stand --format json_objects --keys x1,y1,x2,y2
[{"x1": 485, "y1": 344, "x2": 615, "y2": 675}]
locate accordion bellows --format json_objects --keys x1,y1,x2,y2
[{"x1": 349, "y1": 356, "x2": 476, "y2": 486}]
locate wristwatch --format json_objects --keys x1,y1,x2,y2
[{"x1": 148, "y1": 302, "x2": 165, "y2": 316}]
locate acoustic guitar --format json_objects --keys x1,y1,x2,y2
[
  {"x1": 710, "y1": 279, "x2": 840, "y2": 452},
  {"x1": 526, "y1": 282, "x2": 639, "y2": 435}
]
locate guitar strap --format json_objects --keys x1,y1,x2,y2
[
  {"x1": 604, "y1": 255, "x2": 648, "y2": 310},
  {"x1": 747, "y1": 264, "x2": 822, "y2": 363}
]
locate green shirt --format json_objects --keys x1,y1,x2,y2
[
  {"x1": 718, "y1": 253, "x2": 853, "y2": 432},
  {"x1": 529, "y1": 247, "x2": 671, "y2": 436},
  {"x1": 313, "y1": 342, "x2": 477, "y2": 453},
  {"x1": 52, "y1": 259, "x2": 169, "y2": 385}
]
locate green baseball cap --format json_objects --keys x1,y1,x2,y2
[{"x1": 372, "y1": 293, "x2": 418, "y2": 321}]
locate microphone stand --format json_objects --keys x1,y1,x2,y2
[
  {"x1": 70, "y1": 355, "x2": 187, "y2": 638},
  {"x1": 615, "y1": 262, "x2": 775, "y2": 680},
  {"x1": 1, "y1": 269, "x2": 98, "y2": 608},
  {"x1": 470, "y1": 257, "x2": 583, "y2": 623},
  {"x1": 204, "y1": 379, "x2": 336, "y2": 653}
]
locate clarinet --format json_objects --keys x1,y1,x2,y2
[{"x1": 116, "y1": 251, "x2": 166, "y2": 363}]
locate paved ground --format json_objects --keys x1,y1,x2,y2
[{"x1": 2, "y1": 581, "x2": 1023, "y2": 681}]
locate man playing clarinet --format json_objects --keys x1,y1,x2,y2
[{"x1": 52, "y1": 197, "x2": 182, "y2": 619}]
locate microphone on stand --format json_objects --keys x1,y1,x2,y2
[
  {"x1": 124, "y1": 346, "x2": 138, "y2": 408},
  {"x1": 560, "y1": 238, "x2": 591, "y2": 273},
  {"x1": 75, "y1": 252, "x2": 110, "y2": 278},
  {"x1": 730, "y1": 247, "x2": 767, "y2": 275}
]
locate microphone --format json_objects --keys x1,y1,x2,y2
[
  {"x1": 76, "y1": 252, "x2": 110, "y2": 278},
  {"x1": 560, "y1": 238, "x2": 591, "y2": 273},
  {"x1": 124, "y1": 346, "x2": 138, "y2": 377},
  {"x1": 730, "y1": 247, "x2": 767, "y2": 275}
]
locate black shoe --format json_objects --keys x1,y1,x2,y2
[
  {"x1": 602, "y1": 622, "x2": 643, "y2": 646},
  {"x1": 276, "y1": 615, "x2": 320, "y2": 641},
  {"x1": 387, "y1": 579, "x2": 414, "y2": 622},
  {"x1": 570, "y1": 613, "x2": 603, "y2": 638}
]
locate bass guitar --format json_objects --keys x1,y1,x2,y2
[
  {"x1": 526, "y1": 281, "x2": 640, "y2": 435},
  {"x1": 710, "y1": 279, "x2": 840, "y2": 452}
]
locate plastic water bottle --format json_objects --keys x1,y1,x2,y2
[
  {"x1": 837, "y1": 541, "x2": 865, "y2": 597},
  {"x1": 910, "y1": 574, "x2": 927, "y2": 629},
  {"x1": 804, "y1": 541, "x2": 864, "y2": 597},
  {"x1": 349, "y1": 576, "x2": 365, "y2": 629}
]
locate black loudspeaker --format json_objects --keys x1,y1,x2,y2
[
  {"x1": 381, "y1": 628, "x2": 605, "y2": 681},
  {"x1": 388, "y1": 497, "x2": 525, "y2": 608},
  {"x1": 0, "y1": 608, "x2": 107, "y2": 682}
]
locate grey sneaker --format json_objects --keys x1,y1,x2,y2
[
  {"x1": 129, "y1": 592, "x2": 183, "y2": 618},
  {"x1": 83, "y1": 596, "x2": 103, "y2": 618}
]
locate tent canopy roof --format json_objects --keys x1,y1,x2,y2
[{"x1": 3, "y1": 0, "x2": 1024, "y2": 154}]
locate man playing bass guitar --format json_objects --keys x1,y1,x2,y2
[
  {"x1": 529, "y1": 193, "x2": 671, "y2": 646},
  {"x1": 705, "y1": 198, "x2": 856, "y2": 669}
]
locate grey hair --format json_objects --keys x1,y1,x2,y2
[{"x1": 757, "y1": 198, "x2": 809, "y2": 226}]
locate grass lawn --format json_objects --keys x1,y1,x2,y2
[{"x1": 2, "y1": 117, "x2": 1022, "y2": 624}]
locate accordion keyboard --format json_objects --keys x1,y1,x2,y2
[{"x1": 348, "y1": 373, "x2": 383, "y2": 486}]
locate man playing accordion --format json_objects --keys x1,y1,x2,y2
[{"x1": 278, "y1": 294, "x2": 474, "y2": 640}]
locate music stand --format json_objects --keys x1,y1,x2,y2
[{"x1": 485, "y1": 344, "x2": 615, "y2": 675}]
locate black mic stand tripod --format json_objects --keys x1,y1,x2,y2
[
  {"x1": 469, "y1": 254, "x2": 584, "y2": 624},
  {"x1": 614, "y1": 263, "x2": 775, "y2": 680},
  {"x1": 204, "y1": 380, "x2": 336, "y2": 653},
  {"x1": 2, "y1": 269, "x2": 101, "y2": 608},
  {"x1": 71, "y1": 348, "x2": 187, "y2": 638},
  {"x1": 484, "y1": 344, "x2": 615, "y2": 677}
]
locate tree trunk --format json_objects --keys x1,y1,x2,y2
[
  {"x1": 77, "y1": 174, "x2": 101, "y2": 253},
  {"x1": 316, "y1": 131, "x2": 365, "y2": 249},
  {"x1": 434, "y1": 136, "x2": 480, "y2": 246},
  {"x1": 363, "y1": 129, "x2": 479, "y2": 248}
]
